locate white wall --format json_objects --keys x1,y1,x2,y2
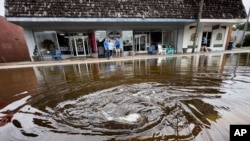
[
  {"x1": 182, "y1": 24, "x2": 194, "y2": 49},
  {"x1": 210, "y1": 26, "x2": 228, "y2": 51},
  {"x1": 183, "y1": 24, "x2": 230, "y2": 52},
  {"x1": 231, "y1": 30, "x2": 250, "y2": 46},
  {"x1": 176, "y1": 27, "x2": 184, "y2": 53},
  {"x1": 211, "y1": 28, "x2": 225, "y2": 47},
  {"x1": 23, "y1": 29, "x2": 36, "y2": 61},
  {"x1": 182, "y1": 24, "x2": 202, "y2": 53}
]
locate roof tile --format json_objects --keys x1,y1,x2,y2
[{"x1": 4, "y1": 0, "x2": 247, "y2": 19}]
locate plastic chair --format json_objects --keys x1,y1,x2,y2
[
  {"x1": 162, "y1": 46, "x2": 167, "y2": 55},
  {"x1": 52, "y1": 49, "x2": 62, "y2": 60},
  {"x1": 166, "y1": 45, "x2": 174, "y2": 54},
  {"x1": 148, "y1": 45, "x2": 157, "y2": 55},
  {"x1": 157, "y1": 44, "x2": 166, "y2": 55}
]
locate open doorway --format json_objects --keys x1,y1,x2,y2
[
  {"x1": 69, "y1": 36, "x2": 90, "y2": 56},
  {"x1": 151, "y1": 32, "x2": 162, "y2": 45},
  {"x1": 202, "y1": 32, "x2": 212, "y2": 47},
  {"x1": 134, "y1": 34, "x2": 147, "y2": 52}
]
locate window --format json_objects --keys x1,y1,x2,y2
[
  {"x1": 122, "y1": 31, "x2": 133, "y2": 51},
  {"x1": 95, "y1": 31, "x2": 107, "y2": 47},
  {"x1": 163, "y1": 29, "x2": 178, "y2": 47},
  {"x1": 190, "y1": 33, "x2": 195, "y2": 41},
  {"x1": 57, "y1": 33, "x2": 71, "y2": 55},
  {"x1": 34, "y1": 31, "x2": 59, "y2": 55},
  {"x1": 216, "y1": 33, "x2": 222, "y2": 40}
]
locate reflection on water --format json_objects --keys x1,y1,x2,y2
[{"x1": 1, "y1": 53, "x2": 250, "y2": 141}]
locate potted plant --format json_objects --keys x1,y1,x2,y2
[{"x1": 32, "y1": 45, "x2": 40, "y2": 61}]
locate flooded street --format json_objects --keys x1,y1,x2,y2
[{"x1": 1, "y1": 52, "x2": 250, "y2": 141}]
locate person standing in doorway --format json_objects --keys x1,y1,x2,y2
[
  {"x1": 103, "y1": 38, "x2": 110, "y2": 59},
  {"x1": 115, "y1": 38, "x2": 121, "y2": 57},
  {"x1": 201, "y1": 37, "x2": 208, "y2": 52}
]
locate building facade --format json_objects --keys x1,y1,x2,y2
[
  {"x1": 232, "y1": 29, "x2": 250, "y2": 46},
  {"x1": 4, "y1": 0, "x2": 247, "y2": 61}
]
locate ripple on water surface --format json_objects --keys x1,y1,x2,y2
[{"x1": 3, "y1": 82, "x2": 224, "y2": 140}]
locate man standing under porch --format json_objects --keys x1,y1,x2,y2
[
  {"x1": 115, "y1": 38, "x2": 121, "y2": 57},
  {"x1": 104, "y1": 38, "x2": 110, "y2": 59}
]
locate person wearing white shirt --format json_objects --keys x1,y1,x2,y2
[{"x1": 108, "y1": 39, "x2": 114, "y2": 58}]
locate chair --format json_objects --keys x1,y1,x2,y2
[
  {"x1": 157, "y1": 44, "x2": 166, "y2": 55},
  {"x1": 166, "y1": 45, "x2": 174, "y2": 54},
  {"x1": 148, "y1": 45, "x2": 157, "y2": 55},
  {"x1": 52, "y1": 49, "x2": 62, "y2": 60},
  {"x1": 161, "y1": 45, "x2": 167, "y2": 55}
]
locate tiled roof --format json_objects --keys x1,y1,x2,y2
[{"x1": 4, "y1": 0, "x2": 247, "y2": 19}]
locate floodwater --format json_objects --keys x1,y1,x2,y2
[{"x1": 0, "y1": 52, "x2": 250, "y2": 141}]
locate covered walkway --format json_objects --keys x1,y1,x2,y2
[{"x1": 0, "y1": 49, "x2": 250, "y2": 69}]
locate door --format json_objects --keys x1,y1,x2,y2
[
  {"x1": 134, "y1": 34, "x2": 147, "y2": 53},
  {"x1": 70, "y1": 36, "x2": 90, "y2": 56},
  {"x1": 202, "y1": 32, "x2": 212, "y2": 47}
]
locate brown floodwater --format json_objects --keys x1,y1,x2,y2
[{"x1": 0, "y1": 53, "x2": 250, "y2": 141}]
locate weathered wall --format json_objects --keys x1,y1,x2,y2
[{"x1": 0, "y1": 16, "x2": 30, "y2": 63}]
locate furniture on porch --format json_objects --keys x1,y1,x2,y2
[
  {"x1": 148, "y1": 45, "x2": 157, "y2": 54},
  {"x1": 52, "y1": 49, "x2": 62, "y2": 60},
  {"x1": 165, "y1": 44, "x2": 174, "y2": 54},
  {"x1": 157, "y1": 44, "x2": 167, "y2": 55}
]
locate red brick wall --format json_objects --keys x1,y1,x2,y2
[{"x1": 0, "y1": 16, "x2": 30, "y2": 63}]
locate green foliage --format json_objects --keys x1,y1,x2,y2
[
  {"x1": 236, "y1": 43, "x2": 241, "y2": 48},
  {"x1": 243, "y1": 34, "x2": 250, "y2": 47},
  {"x1": 33, "y1": 45, "x2": 38, "y2": 56}
]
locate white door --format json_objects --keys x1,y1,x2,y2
[
  {"x1": 70, "y1": 36, "x2": 90, "y2": 56},
  {"x1": 134, "y1": 34, "x2": 147, "y2": 53},
  {"x1": 202, "y1": 32, "x2": 212, "y2": 47}
]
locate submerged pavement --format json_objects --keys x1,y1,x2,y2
[{"x1": 1, "y1": 49, "x2": 250, "y2": 69}]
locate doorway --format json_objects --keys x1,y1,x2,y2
[
  {"x1": 151, "y1": 32, "x2": 162, "y2": 45},
  {"x1": 202, "y1": 32, "x2": 212, "y2": 47},
  {"x1": 134, "y1": 34, "x2": 147, "y2": 53},
  {"x1": 69, "y1": 36, "x2": 90, "y2": 56}
]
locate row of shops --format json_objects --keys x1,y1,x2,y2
[
  {"x1": 22, "y1": 20, "x2": 236, "y2": 61},
  {"x1": 31, "y1": 29, "x2": 179, "y2": 60},
  {"x1": 3, "y1": 0, "x2": 247, "y2": 61}
]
